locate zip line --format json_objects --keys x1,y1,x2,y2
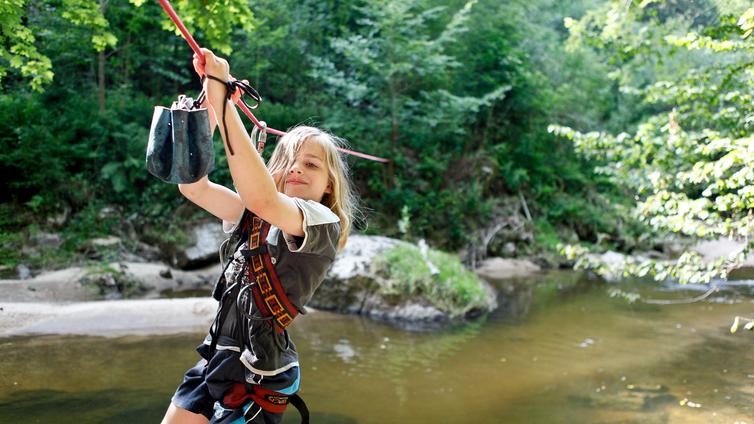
[{"x1": 156, "y1": 0, "x2": 389, "y2": 163}]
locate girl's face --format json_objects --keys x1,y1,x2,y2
[{"x1": 282, "y1": 139, "x2": 332, "y2": 202}]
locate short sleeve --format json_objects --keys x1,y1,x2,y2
[{"x1": 284, "y1": 198, "x2": 340, "y2": 257}]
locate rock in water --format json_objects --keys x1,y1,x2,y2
[
  {"x1": 311, "y1": 235, "x2": 497, "y2": 327},
  {"x1": 475, "y1": 257, "x2": 541, "y2": 281}
]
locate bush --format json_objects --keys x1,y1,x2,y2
[{"x1": 373, "y1": 244, "x2": 490, "y2": 318}]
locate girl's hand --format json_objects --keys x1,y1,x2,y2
[
  {"x1": 200, "y1": 48, "x2": 251, "y2": 104},
  {"x1": 231, "y1": 80, "x2": 249, "y2": 103},
  {"x1": 201, "y1": 48, "x2": 231, "y2": 81},
  {"x1": 192, "y1": 53, "x2": 205, "y2": 79}
]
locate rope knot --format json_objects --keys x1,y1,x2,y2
[{"x1": 205, "y1": 74, "x2": 263, "y2": 156}]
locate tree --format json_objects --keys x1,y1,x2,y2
[
  {"x1": 551, "y1": 1, "x2": 754, "y2": 283},
  {"x1": 0, "y1": 0, "x2": 115, "y2": 92},
  {"x1": 1, "y1": 0, "x2": 255, "y2": 93},
  {"x1": 306, "y1": 0, "x2": 508, "y2": 244}
]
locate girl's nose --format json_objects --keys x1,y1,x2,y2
[{"x1": 289, "y1": 166, "x2": 302, "y2": 174}]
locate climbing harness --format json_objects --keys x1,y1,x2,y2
[
  {"x1": 205, "y1": 211, "x2": 308, "y2": 423},
  {"x1": 156, "y1": 0, "x2": 389, "y2": 163},
  {"x1": 241, "y1": 215, "x2": 299, "y2": 333},
  {"x1": 208, "y1": 211, "x2": 298, "y2": 355},
  {"x1": 217, "y1": 382, "x2": 310, "y2": 424}
]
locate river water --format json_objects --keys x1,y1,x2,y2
[{"x1": 1, "y1": 271, "x2": 754, "y2": 423}]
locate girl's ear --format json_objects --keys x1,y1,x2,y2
[{"x1": 325, "y1": 181, "x2": 333, "y2": 194}]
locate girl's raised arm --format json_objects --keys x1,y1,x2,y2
[
  {"x1": 201, "y1": 49, "x2": 305, "y2": 236},
  {"x1": 178, "y1": 176, "x2": 244, "y2": 223},
  {"x1": 177, "y1": 67, "x2": 244, "y2": 224}
]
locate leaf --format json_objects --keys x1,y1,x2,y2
[{"x1": 731, "y1": 316, "x2": 740, "y2": 333}]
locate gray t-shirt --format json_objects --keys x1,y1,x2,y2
[{"x1": 205, "y1": 198, "x2": 340, "y2": 378}]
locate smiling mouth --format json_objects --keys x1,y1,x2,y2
[{"x1": 287, "y1": 180, "x2": 307, "y2": 185}]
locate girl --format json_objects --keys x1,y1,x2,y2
[{"x1": 162, "y1": 49, "x2": 354, "y2": 424}]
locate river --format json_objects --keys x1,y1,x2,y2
[{"x1": 1, "y1": 271, "x2": 753, "y2": 423}]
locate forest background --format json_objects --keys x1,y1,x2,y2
[{"x1": 1, "y1": 0, "x2": 753, "y2": 283}]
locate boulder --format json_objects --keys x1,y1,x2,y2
[
  {"x1": 29, "y1": 232, "x2": 62, "y2": 248},
  {"x1": 0, "y1": 262, "x2": 218, "y2": 302},
  {"x1": 692, "y1": 238, "x2": 754, "y2": 267},
  {"x1": 311, "y1": 235, "x2": 497, "y2": 327},
  {"x1": 79, "y1": 237, "x2": 123, "y2": 260},
  {"x1": 475, "y1": 257, "x2": 541, "y2": 282},
  {"x1": 0, "y1": 298, "x2": 218, "y2": 337},
  {"x1": 16, "y1": 264, "x2": 32, "y2": 280},
  {"x1": 88, "y1": 236, "x2": 122, "y2": 248},
  {"x1": 583, "y1": 250, "x2": 636, "y2": 283},
  {"x1": 312, "y1": 235, "x2": 406, "y2": 314},
  {"x1": 133, "y1": 241, "x2": 163, "y2": 262},
  {"x1": 97, "y1": 205, "x2": 122, "y2": 220},
  {"x1": 173, "y1": 221, "x2": 228, "y2": 270}
]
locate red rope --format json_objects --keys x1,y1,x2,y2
[{"x1": 156, "y1": 0, "x2": 389, "y2": 163}]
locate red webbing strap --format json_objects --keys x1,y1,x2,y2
[
  {"x1": 156, "y1": 0, "x2": 389, "y2": 163},
  {"x1": 223, "y1": 383, "x2": 289, "y2": 414},
  {"x1": 246, "y1": 216, "x2": 298, "y2": 333}
]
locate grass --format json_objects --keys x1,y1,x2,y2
[
  {"x1": 0, "y1": 201, "x2": 190, "y2": 277},
  {"x1": 81, "y1": 261, "x2": 147, "y2": 298},
  {"x1": 373, "y1": 244, "x2": 490, "y2": 318}
]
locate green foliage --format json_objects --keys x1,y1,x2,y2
[
  {"x1": 130, "y1": 0, "x2": 256, "y2": 55},
  {"x1": 373, "y1": 244, "x2": 489, "y2": 317},
  {"x1": 82, "y1": 262, "x2": 147, "y2": 298},
  {"x1": 61, "y1": 0, "x2": 118, "y2": 51},
  {"x1": 533, "y1": 219, "x2": 560, "y2": 251},
  {"x1": 0, "y1": 0, "x2": 53, "y2": 91},
  {"x1": 0, "y1": 0, "x2": 117, "y2": 91},
  {"x1": 307, "y1": 0, "x2": 507, "y2": 243},
  {"x1": 0, "y1": 0, "x2": 647, "y2": 270},
  {"x1": 553, "y1": 2, "x2": 754, "y2": 283}
]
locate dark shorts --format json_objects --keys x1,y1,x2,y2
[
  {"x1": 171, "y1": 359, "x2": 216, "y2": 420},
  {"x1": 171, "y1": 358, "x2": 301, "y2": 423}
]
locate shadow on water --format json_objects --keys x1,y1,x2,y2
[
  {"x1": 0, "y1": 389, "x2": 360, "y2": 424},
  {"x1": 0, "y1": 389, "x2": 163, "y2": 424},
  {"x1": 489, "y1": 270, "x2": 605, "y2": 323}
]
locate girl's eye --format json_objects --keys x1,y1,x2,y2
[{"x1": 306, "y1": 162, "x2": 318, "y2": 168}]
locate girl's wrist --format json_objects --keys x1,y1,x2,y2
[
  {"x1": 207, "y1": 94, "x2": 229, "y2": 109},
  {"x1": 205, "y1": 79, "x2": 230, "y2": 103}
]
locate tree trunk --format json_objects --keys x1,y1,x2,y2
[
  {"x1": 479, "y1": 103, "x2": 494, "y2": 151},
  {"x1": 97, "y1": 0, "x2": 107, "y2": 113},
  {"x1": 98, "y1": 50, "x2": 105, "y2": 113},
  {"x1": 123, "y1": 31, "x2": 131, "y2": 82},
  {"x1": 386, "y1": 81, "x2": 398, "y2": 189}
]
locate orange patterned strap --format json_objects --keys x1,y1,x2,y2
[
  {"x1": 245, "y1": 216, "x2": 299, "y2": 332},
  {"x1": 222, "y1": 382, "x2": 289, "y2": 414}
]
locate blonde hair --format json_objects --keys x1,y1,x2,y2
[{"x1": 266, "y1": 126, "x2": 356, "y2": 251}]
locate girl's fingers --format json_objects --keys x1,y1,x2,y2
[
  {"x1": 230, "y1": 80, "x2": 250, "y2": 103},
  {"x1": 201, "y1": 49, "x2": 230, "y2": 79},
  {"x1": 192, "y1": 54, "x2": 205, "y2": 77}
]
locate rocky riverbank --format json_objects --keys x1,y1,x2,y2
[{"x1": 1, "y1": 222, "x2": 544, "y2": 335}]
